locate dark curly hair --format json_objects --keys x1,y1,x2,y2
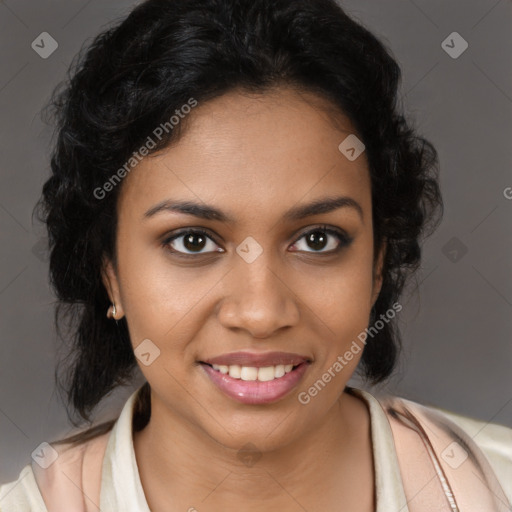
[{"x1": 36, "y1": 0, "x2": 443, "y2": 441}]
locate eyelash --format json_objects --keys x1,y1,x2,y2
[{"x1": 162, "y1": 225, "x2": 353, "y2": 258}]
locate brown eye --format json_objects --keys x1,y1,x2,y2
[
  {"x1": 305, "y1": 230, "x2": 329, "y2": 251},
  {"x1": 163, "y1": 229, "x2": 224, "y2": 256},
  {"x1": 182, "y1": 232, "x2": 208, "y2": 252},
  {"x1": 290, "y1": 226, "x2": 352, "y2": 254}
]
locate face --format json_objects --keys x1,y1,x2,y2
[{"x1": 103, "y1": 87, "x2": 384, "y2": 451}]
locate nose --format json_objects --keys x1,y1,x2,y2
[{"x1": 216, "y1": 256, "x2": 300, "y2": 339}]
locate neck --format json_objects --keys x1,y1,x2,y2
[{"x1": 133, "y1": 389, "x2": 374, "y2": 511}]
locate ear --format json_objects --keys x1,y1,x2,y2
[
  {"x1": 370, "y1": 240, "x2": 386, "y2": 308},
  {"x1": 101, "y1": 256, "x2": 125, "y2": 319}
]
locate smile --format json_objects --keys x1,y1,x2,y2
[
  {"x1": 211, "y1": 363, "x2": 296, "y2": 381},
  {"x1": 200, "y1": 361, "x2": 310, "y2": 405}
]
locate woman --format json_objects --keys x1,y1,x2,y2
[{"x1": 1, "y1": 0, "x2": 510, "y2": 511}]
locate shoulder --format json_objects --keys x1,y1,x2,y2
[
  {"x1": 0, "y1": 432, "x2": 110, "y2": 512},
  {"x1": 397, "y1": 397, "x2": 512, "y2": 506},
  {"x1": 426, "y1": 403, "x2": 512, "y2": 498},
  {"x1": 429, "y1": 404, "x2": 512, "y2": 454},
  {"x1": 0, "y1": 465, "x2": 47, "y2": 512}
]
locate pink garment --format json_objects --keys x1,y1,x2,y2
[
  {"x1": 381, "y1": 394, "x2": 510, "y2": 511},
  {"x1": 27, "y1": 393, "x2": 511, "y2": 512}
]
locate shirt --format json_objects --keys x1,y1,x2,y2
[{"x1": 1, "y1": 385, "x2": 511, "y2": 511}]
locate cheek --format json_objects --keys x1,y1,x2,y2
[
  {"x1": 114, "y1": 236, "x2": 202, "y2": 347},
  {"x1": 303, "y1": 238, "x2": 375, "y2": 340}
]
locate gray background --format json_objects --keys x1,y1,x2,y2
[{"x1": 0, "y1": 0, "x2": 511, "y2": 484}]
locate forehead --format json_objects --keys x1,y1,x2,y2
[{"x1": 118, "y1": 87, "x2": 371, "y2": 223}]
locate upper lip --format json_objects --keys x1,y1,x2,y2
[{"x1": 201, "y1": 351, "x2": 311, "y2": 368}]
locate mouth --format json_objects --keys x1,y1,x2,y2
[{"x1": 199, "y1": 360, "x2": 311, "y2": 405}]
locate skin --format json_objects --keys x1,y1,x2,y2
[{"x1": 103, "y1": 86, "x2": 386, "y2": 512}]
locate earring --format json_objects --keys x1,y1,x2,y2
[{"x1": 107, "y1": 303, "x2": 117, "y2": 319}]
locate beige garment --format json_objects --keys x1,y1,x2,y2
[{"x1": 1, "y1": 385, "x2": 511, "y2": 511}]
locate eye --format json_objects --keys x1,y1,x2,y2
[
  {"x1": 163, "y1": 229, "x2": 224, "y2": 256},
  {"x1": 162, "y1": 225, "x2": 352, "y2": 258},
  {"x1": 290, "y1": 225, "x2": 352, "y2": 254}
]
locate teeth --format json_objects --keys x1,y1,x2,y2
[
  {"x1": 211, "y1": 363, "x2": 297, "y2": 381},
  {"x1": 257, "y1": 366, "x2": 276, "y2": 382},
  {"x1": 240, "y1": 366, "x2": 258, "y2": 381},
  {"x1": 274, "y1": 365, "x2": 285, "y2": 378},
  {"x1": 228, "y1": 365, "x2": 241, "y2": 379}
]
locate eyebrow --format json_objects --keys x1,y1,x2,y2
[{"x1": 143, "y1": 195, "x2": 364, "y2": 223}]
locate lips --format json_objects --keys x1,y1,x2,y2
[
  {"x1": 201, "y1": 361, "x2": 310, "y2": 405},
  {"x1": 201, "y1": 351, "x2": 310, "y2": 368},
  {"x1": 199, "y1": 351, "x2": 312, "y2": 404}
]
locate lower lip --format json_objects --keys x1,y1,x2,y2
[{"x1": 201, "y1": 362, "x2": 310, "y2": 405}]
